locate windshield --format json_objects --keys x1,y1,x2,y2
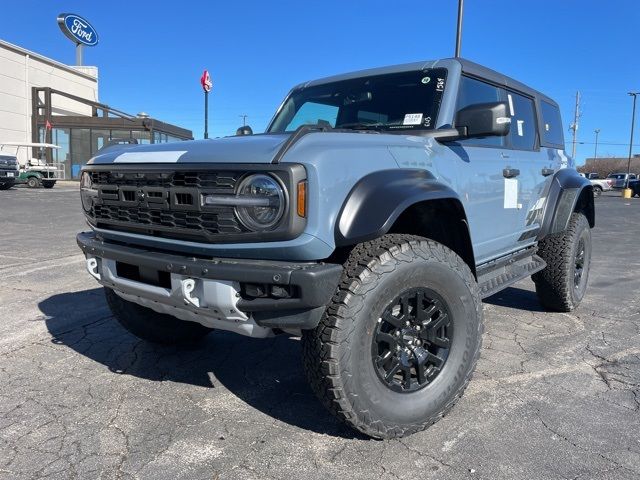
[
  {"x1": 608, "y1": 174, "x2": 625, "y2": 179},
  {"x1": 268, "y1": 68, "x2": 448, "y2": 133}
]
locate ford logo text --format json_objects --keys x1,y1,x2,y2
[{"x1": 57, "y1": 13, "x2": 99, "y2": 47}]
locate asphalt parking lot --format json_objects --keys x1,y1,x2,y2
[{"x1": 0, "y1": 185, "x2": 639, "y2": 480}]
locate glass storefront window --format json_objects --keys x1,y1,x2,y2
[
  {"x1": 70, "y1": 128, "x2": 90, "y2": 179},
  {"x1": 131, "y1": 130, "x2": 151, "y2": 145},
  {"x1": 111, "y1": 130, "x2": 132, "y2": 142},
  {"x1": 91, "y1": 129, "x2": 111, "y2": 155}
]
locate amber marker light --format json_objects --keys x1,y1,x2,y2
[{"x1": 297, "y1": 181, "x2": 307, "y2": 217}]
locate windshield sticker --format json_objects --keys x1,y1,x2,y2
[
  {"x1": 517, "y1": 120, "x2": 524, "y2": 137},
  {"x1": 421, "y1": 76, "x2": 431, "y2": 84},
  {"x1": 508, "y1": 94, "x2": 515, "y2": 116},
  {"x1": 436, "y1": 77, "x2": 445, "y2": 92},
  {"x1": 423, "y1": 116, "x2": 432, "y2": 127},
  {"x1": 403, "y1": 113, "x2": 424, "y2": 126}
]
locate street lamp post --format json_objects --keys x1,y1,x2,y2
[
  {"x1": 593, "y1": 129, "x2": 600, "y2": 159},
  {"x1": 455, "y1": 0, "x2": 464, "y2": 57},
  {"x1": 626, "y1": 92, "x2": 639, "y2": 189}
]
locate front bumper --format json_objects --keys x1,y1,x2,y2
[
  {"x1": 0, "y1": 170, "x2": 17, "y2": 184},
  {"x1": 77, "y1": 231, "x2": 342, "y2": 331}
]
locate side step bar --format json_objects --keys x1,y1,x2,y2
[{"x1": 476, "y1": 248, "x2": 547, "y2": 299}]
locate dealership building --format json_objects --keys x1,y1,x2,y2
[{"x1": 0, "y1": 37, "x2": 192, "y2": 179}]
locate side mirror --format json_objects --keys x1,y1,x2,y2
[
  {"x1": 236, "y1": 125, "x2": 253, "y2": 136},
  {"x1": 455, "y1": 101, "x2": 510, "y2": 139}
]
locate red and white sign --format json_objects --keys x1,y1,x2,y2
[{"x1": 200, "y1": 70, "x2": 212, "y2": 93}]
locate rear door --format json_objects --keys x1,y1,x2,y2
[{"x1": 502, "y1": 90, "x2": 543, "y2": 246}]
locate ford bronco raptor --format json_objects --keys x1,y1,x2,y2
[{"x1": 77, "y1": 58, "x2": 594, "y2": 439}]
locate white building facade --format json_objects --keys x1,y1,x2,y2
[{"x1": 0, "y1": 39, "x2": 98, "y2": 166}]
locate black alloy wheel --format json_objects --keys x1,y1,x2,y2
[{"x1": 372, "y1": 288, "x2": 451, "y2": 393}]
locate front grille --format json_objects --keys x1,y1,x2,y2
[{"x1": 88, "y1": 170, "x2": 248, "y2": 242}]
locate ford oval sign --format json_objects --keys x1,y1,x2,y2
[{"x1": 57, "y1": 13, "x2": 99, "y2": 47}]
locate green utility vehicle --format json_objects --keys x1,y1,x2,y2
[{"x1": 0, "y1": 142, "x2": 64, "y2": 188}]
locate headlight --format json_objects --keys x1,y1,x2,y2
[
  {"x1": 80, "y1": 171, "x2": 97, "y2": 213},
  {"x1": 235, "y1": 174, "x2": 285, "y2": 230}
]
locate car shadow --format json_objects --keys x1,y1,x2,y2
[
  {"x1": 39, "y1": 288, "x2": 365, "y2": 439},
  {"x1": 483, "y1": 286, "x2": 546, "y2": 312}
]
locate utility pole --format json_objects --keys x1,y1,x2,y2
[
  {"x1": 626, "y1": 92, "x2": 639, "y2": 189},
  {"x1": 455, "y1": 0, "x2": 464, "y2": 57},
  {"x1": 239, "y1": 114, "x2": 248, "y2": 127},
  {"x1": 569, "y1": 91, "x2": 581, "y2": 160},
  {"x1": 593, "y1": 129, "x2": 600, "y2": 159}
]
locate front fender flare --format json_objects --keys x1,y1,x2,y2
[{"x1": 335, "y1": 169, "x2": 463, "y2": 246}]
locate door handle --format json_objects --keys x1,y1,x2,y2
[
  {"x1": 503, "y1": 168, "x2": 520, "y2": 178},
  {"x1": 541, "y1": 168, "x2": 555, "y2": 177}
]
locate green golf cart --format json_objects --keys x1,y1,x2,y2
[{"x1": 0, "y1": 142, "x2": 64, "y2": 188}]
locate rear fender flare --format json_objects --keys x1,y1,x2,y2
[{"x1": 538, "y1": 169, "x2": 594, "y2": 239}]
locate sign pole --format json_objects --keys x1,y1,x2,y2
[
  {"x1": 204, "y1": 90, "x2": 209, "y2": 139},
  {"x1": 200, "y1": 69, "x2": 212, "y2": 139}
]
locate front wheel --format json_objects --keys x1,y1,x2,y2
[
  {"x1": 104, "y1": 287, "x2": 213, "y2": 344},
  {"x1": 0, "y1": 183, "x2": 12, "y2": 190},
  {"x1": 42, "y1": 180, "x2": 56, "y2": 189},
  {"x1": 532, "y1": 213, "x2": 592, "y2": 311},
  {"x1": 302, "y1": 234, "x2": 483, "y2": 439},
  {"x1": 26, "y1": 177, "x2": 40, "y2": 188}
]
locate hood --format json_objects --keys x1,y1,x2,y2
[{"x1": 88, "y1": 134, "x2": 290, "y2": 165}]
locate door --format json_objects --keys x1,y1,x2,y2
[
  {"x1": 453, "y1": 76, "x2": 522, "y2": 264},
  {"x1": 503, "y1": 90, "x2": 544, "y2": 247}
]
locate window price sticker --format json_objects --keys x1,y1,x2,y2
[{"x1": 403, "y1": 113, "x2": 424, "y2": 125}]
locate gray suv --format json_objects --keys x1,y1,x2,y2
[{"x1": 77, "y1": 58, "x2": 594, "y2": 439}]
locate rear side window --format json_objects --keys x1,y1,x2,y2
[
  {"x1": 540, "y1": 101, "x2": 564, "y2": 146},
  {"x1": 455, "y1": 76, "x2": 505, "y2": 147},
  {"x1": 507, "y1": 92, "x2": 537, "y2": 150}
]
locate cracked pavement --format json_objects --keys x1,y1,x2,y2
[{"x1": 0, "y1": 186, "x2": 639, "y2": 479}]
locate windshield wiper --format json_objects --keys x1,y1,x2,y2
[{"x1": 337, "y1": 122, "x2": 387, "y2": 131}]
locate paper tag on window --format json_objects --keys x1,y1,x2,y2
[
  {"x1": 403, "y1": 113, "x2": 423, "y2": 125},
  {"x1": 517, "y1": 120, "x2": 524, "y2": 137}
]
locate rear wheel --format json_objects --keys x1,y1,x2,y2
[
  {"x1": 104, "y1": 287, "x2": 213, "y2": 344},
  {"x1": 302, "y1": 234, "x2": 483, "y2": 439},
  {"x1": 533, "y1": 213, "x2": 591, "y2": 311},
  {"x1": 26, "y1": 177, "x2": 40, "y2": 188}
]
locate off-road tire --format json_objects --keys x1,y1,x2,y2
[
  {"x1": 532, "y1": 213, "x2": 591, "y2": 312},
  {"x1": 104, "y1": 287, "x2": 213, "y2": 344},
  {"x1": 42, "y1": 180, "x2": 55, "y2": 189},
  {"x1": 26, "y1": 177, "x2": 40, "y2": 188},
  {"x1": 301, "y1": 234, "x2": 483, "y2": 439}
]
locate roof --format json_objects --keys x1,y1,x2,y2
[
  {"x1": 0, "y1": 39, "x2": 97, "y2": 82},
  {"x1": 0, "y1": 142, "x2": 61, "y2": 149},
  {"x1": 302, "y1": 57, "x2": 558, "y2": 107}
]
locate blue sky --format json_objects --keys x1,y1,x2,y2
[{"x1": 3, "y1": 1, "x2": 639, "y2": 163}]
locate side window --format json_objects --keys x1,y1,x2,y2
[
  {"x1": 455, "y1": 76, "x2": 505, "y2": 147},
  {"x1": 285, "y1": 101, "x2": 338, "y2": 131},
  {"x1": 540, "y1": 101, "x2": 564, "y2": 146},
  {"x1": 507, "y1": 91, "x2": 536, "y2": 150}
]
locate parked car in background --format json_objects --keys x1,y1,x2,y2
[
  {"x1": 579, "y1": 172, "x2": 613, "y2": 196},
  {"x1": 606, "y1": 172, "x2": 637, "y2": 189},
  {"x1": 0, "y1": 153, "x2": 19, "y2": 190},
  {"x1": 629, "y1": 179, "x2": 640, "y2": 197}
]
